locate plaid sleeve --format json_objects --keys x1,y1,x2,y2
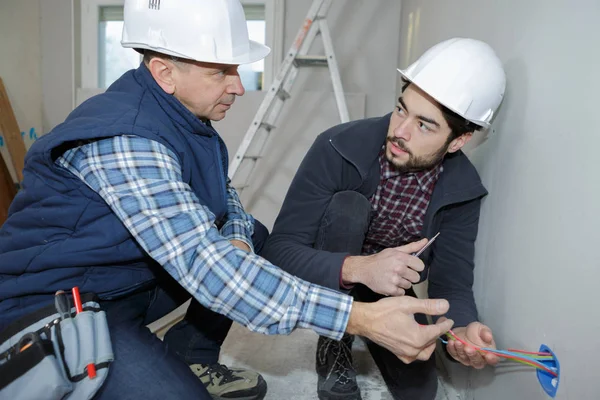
[
  {"x1": 219, "y1": 180, "x2": 255, "y2": 252},
  {"x1": 56, "y1": 135, "x2": 352, "y2": 339}
]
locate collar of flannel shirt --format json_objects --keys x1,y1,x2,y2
[{"x1": 378, "y1": 145, "x2": 443, "y2": 194}]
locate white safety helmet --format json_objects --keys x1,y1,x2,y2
[
  {"x1": 398, "y1": 38, "x2": 506, "y2": 128},
  {"x1": 121, "y1": 0, "x2": 271, "y2": 65}
]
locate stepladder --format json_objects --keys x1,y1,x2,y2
[{"x1": 229, "y1": 0, "x2": 349, "y2": 194}]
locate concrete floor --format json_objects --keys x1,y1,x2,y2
[
  {"x1": 149, "y1": 297, "x2": 465, "y2": 400},
  {"x1": 220, "y1": 322, "x2": 462, "y2": 400}
]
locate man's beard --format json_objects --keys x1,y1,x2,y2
[{"x1": 385, "y1": 137, "x2": 449, "y2": 173}]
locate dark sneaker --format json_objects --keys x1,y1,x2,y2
[
  {"x1": 190, "y1": 363, "x2": 267, "y2": 400},
  {"x1": 316, "y1": 335, "x2": 361, "y2": 400}
]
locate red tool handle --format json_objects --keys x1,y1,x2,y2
[
  {"x1": 71, "y1": 286, "x2": 96, "y2": 379},
  {"x1": 71, "y1": 286, "x2": 83, "y2": 313}
]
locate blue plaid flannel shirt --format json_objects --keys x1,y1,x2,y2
[{"x1": 57, "y1": 135, "x2": 352, "y2": 339}]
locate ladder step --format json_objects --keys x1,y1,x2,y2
[
  {"x1": 295, "y1": 55, "x2": 328, "y2": 67},
  {"x1": 260, "y1": 121, "x2": 276, "y2": 131},
  {"x1": 277, "y1": 88, "x2": 291, "y2": 100},
  {"x1": 228, "y1": 0, "x2": 349, "y2": 187}
]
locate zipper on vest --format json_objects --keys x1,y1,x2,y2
[{"x1": 214, "y1": 136, "x2": 228, "y2": 220}]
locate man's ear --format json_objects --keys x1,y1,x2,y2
[
  {"x1": 147, "y1": 58, "x2": 176, "y2": 94},
  {"x1": 447, "y1": 132, "x2": 474, "y2": 153}
]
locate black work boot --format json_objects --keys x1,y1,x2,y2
[{"x1": 316, "y1": 334, "x2": 361, "y2": 400}]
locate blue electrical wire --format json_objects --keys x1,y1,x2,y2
[{"x1": 438, "y1": 337, "x2": 554, "y2": 372}]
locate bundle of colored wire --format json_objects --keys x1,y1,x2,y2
[{"x1": 440, "y1": 330, "x2": 557, "y2": 377}]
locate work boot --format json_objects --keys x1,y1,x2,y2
[
  {"x1": 316, "y1": 334, "x2": 361, "y2": 400},
  {"x1": 190, "y1": 363, "x2": 267, "y2": 400}
]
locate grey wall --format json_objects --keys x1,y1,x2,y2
[
  {"x1": 40, "y1": 0, "x2": 74, "y2": 134},
  {"x1": 281, "y1": 0, "x2": 402, "y2": 117},
  {"x1": 0, "y1": 0, "x2": 42, "y2": 181},
  {"x1": 214, "y1": 0, "x2": 403, "y2": 228},
  {"x1": 398, "y1": 1, "x2": 600, "y2": 399}
]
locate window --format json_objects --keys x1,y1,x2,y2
[
  {"x1": 239, "y1": 5, "x2": 267, "y2": 90},
  {"x1": 98, "y1": 6, "x2": 139, "y2": 88},
  {"x1": 81, "y1": 0, "x2": 283, "y2": 91}
]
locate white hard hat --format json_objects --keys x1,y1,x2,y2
[
  {"x1": 397, "y1": 38, "x2": 506, "y2": 128},
  {"x1": 121, "y1": 0, "x2": 271, "y2": 65}
]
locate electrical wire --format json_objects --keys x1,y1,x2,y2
[
  {"x1": 444, "y1": 330, "x2": 556, "y2": 376},
  {"x1": 441, "y1": 330, "x2": 558, "y2": 377},
  {"x1": 445, "y1": 330, "x2": 553, "y2": 373},
  {"x1": 507, "y1": 348, "x2": 552, "y2": 356}
]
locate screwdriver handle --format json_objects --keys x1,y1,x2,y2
[{"x1": 54, "y1": 290, "x2": 71, "y2": 320}]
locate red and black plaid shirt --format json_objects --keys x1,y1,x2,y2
[{"x1": 362, "y1": 147, "x2": 442, "y2": 255}]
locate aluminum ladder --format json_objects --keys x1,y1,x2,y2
[{"x1": 228, "y1": 0, "x2": 349, "y2": 193}]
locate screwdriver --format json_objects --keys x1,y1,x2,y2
[
  {"x1": 412, "y1": 232, "x2": 440, "y2": 257},
  {"x1": 71, "y1": 286, "x2": 97, "y2": 379},
  {"x1": 55, "y1": 290, "x2": 71, "y2": 320}
]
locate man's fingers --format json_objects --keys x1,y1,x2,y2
[
  {"x1": 398, "y1": 355, "x2": 415, "y2": 364},
  {"x1": 398, "y1": 278, "x2": 412, "y2": 290},
  {"x1": 399, "y1": 297, "x2": 450, "y2": 316},
  {"x1": 448, "y1": 340, "x2": 470, "y2": 366},
  {"x1": 471, "y1": 357, "x2": 486, "y2": 369},
  {"x1": 416, "y1": 342, "x2": 437, "y2": 361},
  {"x1": 404, "y1": 269, "x2": 421, "y2": 283},
  {"x1": 417, "y1": 318, "x2": 454, "y2": 344},
  {"x1": 480, "y1": 326, "x2": 494, "y2": 345},
  {"x1": 466, "y1": 350, "x2": 486, "y2": 369},
  {"x1": 403, "y1": 255, "x2": 425, "y2": 272},
  {"x1": 435, "y1": 318, "x2": 454, "y2": 334},
  {"x1": 485, "y1": 353, "x2": 500, "y2": 366},
  {"x1": 396, "y1": 238, "x2": 428, "y2": 255},
  {"x1": 446, "y1": 340, "x2": 458, "y2": 359},
  {"x1": 464, "y1": 345, "x2": 479, "y2": 360},
  {"x1": 454, "y1": 341, "x2": 469, "y2": 364}
]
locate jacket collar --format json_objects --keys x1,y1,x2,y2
[
  {"x1": 329, "y1": 112, "x2": 488, "y2": 201},
  {"x1": 329, "y1": 113, "x2": 391, "y2": 178},
  {"x1": 134, "y1": 64, "x2": 216, "y2": 137}
]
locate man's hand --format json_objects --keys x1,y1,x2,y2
[
  {"x1": 230, "y1": 240, "x2": 252, "y2": 253},
  {"x1": 342, "y1": 239, "x2": 428, "y2": 296},
  {"x1": 441, "y1": 318, "x2": 499, "y2": 369},
  {"x1": 346, "y1": 296, "x2": 454, "y2": 364}
]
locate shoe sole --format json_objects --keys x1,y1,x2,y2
[
  {"x1": 214, "y1": 376, "x2": 267, "y2": 400},
  {"x1": 317, "y1": 390, "x2": 362, "y2": 400},
  {"x1": 317, "y1": 373, "x2": 361, "y2": 400}
]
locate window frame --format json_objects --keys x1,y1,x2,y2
[{"x1": 80, "y1": 0, "x2": 284, "y2": 90}]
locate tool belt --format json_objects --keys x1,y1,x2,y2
[{"x1": 0, "y1": 292, "x2": 114, "y2": 400}]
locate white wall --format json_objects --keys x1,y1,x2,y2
[
  {"x1": 0, "y1": 0, "x2": 43, "y2": 181},
  {"x1": 398, "y1": 1, "x2": 600, "y2": 399}
]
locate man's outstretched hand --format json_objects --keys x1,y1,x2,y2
[
  {"x1": 347, "y1": 296, "x2": 454, "y2": 364},
  {"x1": 440, "y1": 318, "x2": 499, "y2": 369}
]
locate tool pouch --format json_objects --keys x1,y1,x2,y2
[{"x1": 0, "y1": 293, "x2": 113, "y2": 400}]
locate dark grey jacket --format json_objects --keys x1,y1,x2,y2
[{"x1": 261, "y1": 113, "x2": 488, "y2": 327}]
